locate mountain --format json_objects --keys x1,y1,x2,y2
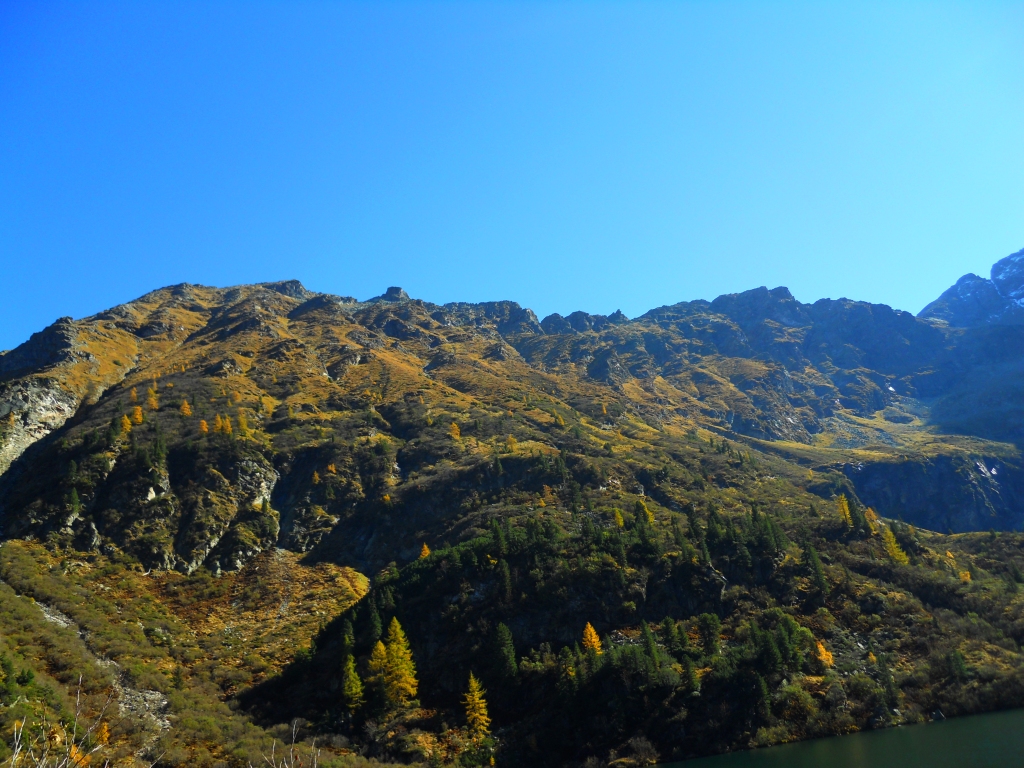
[
  {"x1": 919, "y1": 247, "x2": 1024, "y2": 327},
  {"x1": 0, "y1": 251, "x2": 1023, "y2": 767}
]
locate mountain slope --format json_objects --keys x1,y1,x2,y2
[{"x1": 0, "y1": 249, "x2": 1023, "y2": 766}]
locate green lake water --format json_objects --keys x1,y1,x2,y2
[{"x1": 664, "y1": 709, "x2": 1024, "y2": 768}]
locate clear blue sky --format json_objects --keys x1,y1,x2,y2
[{"x1": 2, "y1": 2, "x2": 1023, "y2": 351}]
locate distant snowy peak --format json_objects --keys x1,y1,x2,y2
[{"x1": 919, "y1": 247, "x2": 1024, "y2": 327}]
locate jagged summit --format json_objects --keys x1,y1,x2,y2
[{"x1": 920, "y1": 246, "x2": 1024, "y2": 327}]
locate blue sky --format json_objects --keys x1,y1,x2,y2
[{"x1": 1, "y1": 1, "x2": 1022, "y2": 350}]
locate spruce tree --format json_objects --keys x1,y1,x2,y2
[
  {"x1": 806, "y1": 544, "x2": 830, "y2": 596},
  {"x1": 341, "y1": 654, "x2": 364, "y2": 716},
  {"x1": 697, "y1": 613, "x2": 721, "y2": 656},
  {"x1": 494, "y1": 622, "x2": 518, "y2": 679}
]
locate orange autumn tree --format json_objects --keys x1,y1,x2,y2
[
  {"x1": 420, "y1": 542, "x2": 431, "y2": 559},
  {"x1": 131, "y1": 406, "x2": 144, "y2": 425},
  {"x1": 582, "y1": 622, "x2": 602, "y2": 655},
  {"x1": 180, "y1": 400, "x2": 192, "y2": 417}
]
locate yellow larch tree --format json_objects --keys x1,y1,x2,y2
[
  {"x1": 420, "y1": 542, "x2": 431, "y2": 559},
  {"x1": 463, "y1": 672, "x2": 491, "y2": 738},
  {"x1": 582, "y1": 622, "x2": 602, "y2": 655},
  {"x1": 815, "y1": 640, "x2": 834, "y2": 668},
  {"x1": 368, "y1": 640, "x2": 388, "y2": 695},
  {"x1": 384, "y1": 617, "x2": 418, "y2": 706},
  {"x1": 213, "y1": 414, "x2": 223, "y2": 433},
  {"x1": 146, "y1": 387, "x2": 159, "y2": 411},
  {"x1": 882, "y1": 525, "x2": 909, "y2": 565},
  {"x1": 180, "y1": 400, "x2": 192, "y2": 417},
  {"x1": 131, "y1": 406, "x2": 144, "y2": 425},
  {"x1": 837, "y1": 494, "x2": 853, "y2": 527},
  {"x1": 449, "y1": 421, "x2": 461, "y2": 440},
  {"x1": 120, "y1": 415, "x2": 132, "y2": 434},
  {"x1": 222, "y1": 415, "x2": 232, "y2": 435},
  {"x1": 199, "y1": 419, "x2": 209, "y2": 435},
  {"x1": 129, "y1": 387, "x2": 138, "y2": 403}
]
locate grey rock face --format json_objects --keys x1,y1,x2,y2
[{"x1": 0, "y1": 379, "x2": 81, "y2": 476}]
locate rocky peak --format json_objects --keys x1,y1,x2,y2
[
  {"x1": 261, "y1": 280, "x2": 312, "y2": 300},
  {"x1": 991, "y1": 247, "x2": 1024, "y2": 304},
  {"x1": 920, "y1": 246, "x2": 1024, "y2": 327},
  {"x1": 540, "y1": 310, "x2": 628, "y2": 335},
  {"x1": 0, "y1": 316, "x2": 79, "y2": 376},
  {"x1": 371, "y1": 286, "x2": 411, "y2": 303},
  {"x1": 710, "y1": 286, "x2": 809, "y2": 330}
]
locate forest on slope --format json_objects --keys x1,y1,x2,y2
[{"x1": 0, "y1": 248, "x2": 1023, "y2": 766}]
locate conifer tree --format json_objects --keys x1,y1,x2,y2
[
  {"x1": 449, "y1": 421, "x2": 461, "y2": 440},
  {"x1": 498, "y1": 559, "x2": 512, "y2": 602},
  {"x1": 129, "y1": 387, "x2": 138, "y2": 403},
  {"x1": 493, "y1": 622, "x2": 518, "y2": 679},
  {"x1": 199, "y1": 419, "x2": 209, "y2": 435},
  {"x1": 635, "y1": 499, "x2": 655, "y2": 526},
  {"x1": 883, "y1": 524, "x2": 910, "y2": 565},
  {"x1": 368, "y1": 604, "x2": 382, "y2": 644},
  {"x1": 420, "y1": 542, "x2": 431, "y2": 559},
  {"x1": 806, "y1": 544, "x2": 830, "y2": 596},
  {"x1": 341, "y1": 654, "x2": 364, "y2": 716},
  {"x1": 180, "y1": 400, "x2": 192, "y2": 417},
  {"x1": 367, "y1": 640, "x2": 388, "y2": 699},
  {"x1": 222, "y1": 416, "x2": 232, "y2": 435},
  {"x1": 682, "y1": 656, "x2": 698, "y2": 692},
  {"x1": 120, "y1": 415, "x2": 132, "y2": 435},
  {"x1": 837, "y1": 494, "x2": 853, "y2": 528},
  {"x1": 384, "y1": 617, "x2": 417, "y2": 706},
  {"x1": 463, "y1": 673, "x2": 491, "y2": 738},
  {"x1": 146, "y1": 388, "x2": 159, "y2": 411},
  {"x1": 662, "y1": 617, "x2": 678, "y2": 653},
  {"x1": 69, "y1": 488, "x2": 81, "y2": 517},
  {"x1": 131, "y1": 406, "x2": 144, "y2": 425},
  {"x1": 696, "y1": 613, "x2": 721, "y2": 656},
  {"x1": 641, "y1": 621, "x2": 658, "y2": 663},
  {"x1": 582, "y1": 622, "x2": 602, "y2": 655},
  {"x1": 213, "y1": 414, "x2": 223, "y2": 433}
]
